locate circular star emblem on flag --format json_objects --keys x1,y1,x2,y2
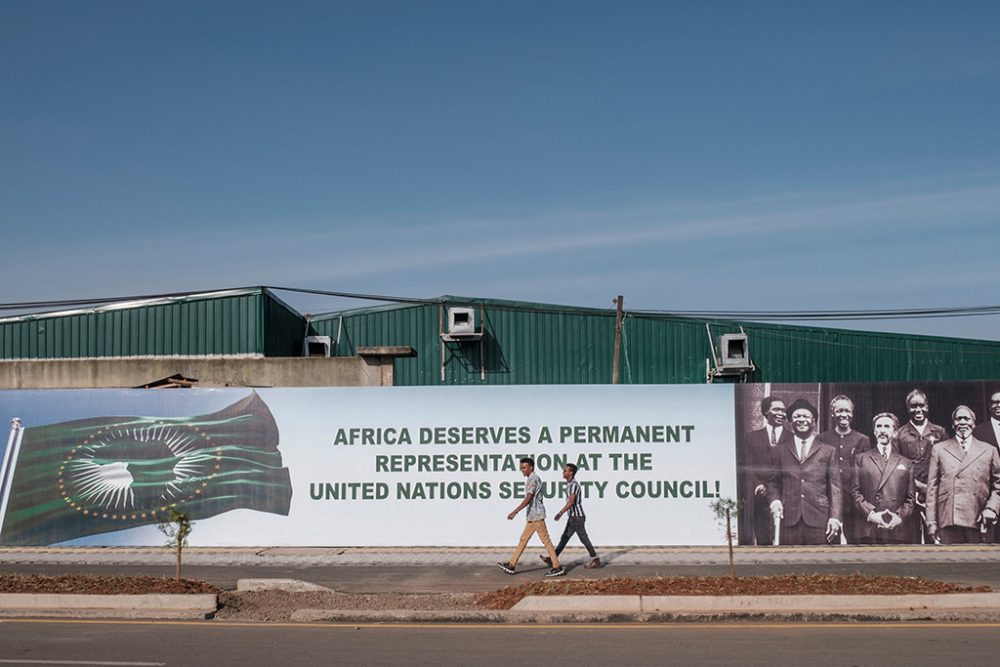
[{"x1": 58, "y1": 422, "x2": 222, "y2": 522}]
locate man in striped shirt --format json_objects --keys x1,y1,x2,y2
[{"x1": 541, "y1": 463, "x2": 601, "y2": 569}]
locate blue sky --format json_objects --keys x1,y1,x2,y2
[{"x1": 2, "y1": 1, "x2": 999, "y2": 339}]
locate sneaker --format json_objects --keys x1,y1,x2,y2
[
  {"x1": 545, "y1": 567, "x2": 566, "y2": 578},
  {"x1": 496, "y1": 561, "x2": 516, "y2": 575},
  {"x1": 585, "y1": 557, "x2": 601, "y2": 569},
  {"x1": 539, "y1": 555, "x2": 552, "y2": 566}
]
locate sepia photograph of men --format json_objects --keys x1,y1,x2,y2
[
  {"x1": 852, "y1": 412, "x2": 914, "y2": 544},
  {"x1": 766, "y1": 398, "x2": 843, "y2": 545},
  {"x1": 741, "y1": 396, "x2": 791, "y2": 545},
  {"x1": 895, "y1": 389, "x2": 948, "y2": 543},
  {"x1": 972, "y1": 390, "x2": 1000, "y2": 543},
  {"x1": 734, "y1": 380, "x2": 1000, "y2": 546},
  {"x1": 972, "y1": 390, "x2": 1000, "y2": 451},
  {"x1": 926, "y1": 405, "x2": 1000, "y2": 544},
  {"x1": 817, "y1": 395, "x2": 871, "y2": 543}
]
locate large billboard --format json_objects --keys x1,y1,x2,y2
[
  {"x1": 734, "y1": 380, "x2": 1000, "y2": 547},
  {"x1": 2, "y1": 381, "x2": 999, "y2": 547},
  {"x1": 0, "y1": 385, "x2": 736, "y2": 546}
]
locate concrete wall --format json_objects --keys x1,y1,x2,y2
[{"x1": 0, "y1": 355, "x2": 403, "y2": 389}]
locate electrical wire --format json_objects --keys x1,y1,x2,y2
[
  {"x1": 632, "y1": 305, "x2": 1000, "y2": 321},
  {"x1": 2, "y1": 285, "x2": 1000, "y2": 323}
]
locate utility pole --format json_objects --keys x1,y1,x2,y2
[{"x1": 612, "y1": 295, "x2": 623, "y2": 384}]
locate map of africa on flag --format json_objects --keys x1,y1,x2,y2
[{"x1": 0, "y1": 392, "x2": 291, "y2": 546}]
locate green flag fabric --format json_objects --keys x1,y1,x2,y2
[{"x1": 0, "y1": 392, "x2": 291, "y2": 546}]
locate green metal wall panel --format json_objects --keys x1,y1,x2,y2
[
  {"x1": 263, "y1": 290, "x2": 308, "y2": 357},
  {"x1": 6, "y1": 289, "x2": 1000, "y2": 380},
  {"x1": 0, "y1": 290, "x2": 271, "y2": 359},
  {"x1": 309, "y1": 297, "x2": 1000, "y2": 386}
]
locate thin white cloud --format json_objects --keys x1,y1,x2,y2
[{"x1": 3, "y1": 177, "x2": 999, "y2": 314}]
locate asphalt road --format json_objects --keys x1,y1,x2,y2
[{"x1": 1, "y1": 619, "x2": 999, "y2": 666}]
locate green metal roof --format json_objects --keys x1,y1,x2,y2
[
  {"x1": 309, "y1": 295, "x2": 1000, "y2": 385},
  {"x1": 0, "y1": 288, "x2": 306, "y2": 359},
  {"x1": 5, "y1": 287, "x2": 999, "y2": 383}
]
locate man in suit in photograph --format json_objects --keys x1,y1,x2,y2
[
  {"x1": 896, "y1": 389, "x2": 948, "y2": 543},
  {"x1": 741, "y1": 396, "x2": 791, "y2": 545},
  {"x1": 972, "y1": 390, "x2": 1000, "y2": 543},
  {"x1": 767, "y1": 398, "x2": 843, "y2": 545},
  {"x1": 972, "y1": 390, "x2": 1000, "y2": 451},
  {"x1": 926, "y1": 405, "x2": 1000, "y2": 544},
  {"x1": 852, "y1": 412, "x2": 915, "y2": 544}
]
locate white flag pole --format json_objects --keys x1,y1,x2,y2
[{"x1": 0, "y1": 418, "x2": 25, "y2": 539}]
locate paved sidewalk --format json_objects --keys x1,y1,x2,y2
[{"x1": 4, "y1": 544, "x2": 1000, "y2": 567}]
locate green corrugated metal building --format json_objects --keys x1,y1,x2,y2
[
  {"x1": 0, "y1": 288, "x2": 305, "y2": 360},
  {"x1": 308, "y1": 295, "x2": 1000, "y2": 385},
  {"x1": 3, "y1": 289, "x2": 1000, "y2": 385}
]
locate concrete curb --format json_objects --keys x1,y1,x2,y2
[
  {"x1": 513, "y1": 591, "x2": 1000, "y2": 613},
  {"x1": 236, "y1": 578, "x2": 333, "y2": 593},
  {"x1": 289, "y1": 607, "x2": 1000, "y2": 624},
  {"x1": 504, "y1": 592, "x2": 1000, "y2": 622},
  {"x1": 0, "y1": 593, "x2": 219, "y2": 620},
  {"x1": 290, "y1": 590, "x2": 1000, "y2": 624},
  {"x1": 2, "y1": 579, "x2": 998, "y2": 623},
  {"x1": 223, "y1": 579, "x2": 1000, "y2": 624}
]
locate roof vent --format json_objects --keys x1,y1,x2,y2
[
  {"x1": 705, "y1": 325, "x2": 755, "y2": 382},
  {"x1": 447, "y1": 307, "x2": 476, "y2": 335},
  {"x1": 304, "y1": 335, "x2": 331, "y2": 357},
  {"x1": 718, "y1": 333, "x2": 751, "y2": 370}
]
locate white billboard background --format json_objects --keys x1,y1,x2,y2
[{"x1": 1, "y1": 385, "x2": 738, "y2": 547}]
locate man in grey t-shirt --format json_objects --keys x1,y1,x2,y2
[{"x1": 497, "y1": 457, "x2": 565, "y2": 577}]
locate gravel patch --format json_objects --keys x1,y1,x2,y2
[{"x1": 214, "y1": 590, "x2": 480, "y2": 622}]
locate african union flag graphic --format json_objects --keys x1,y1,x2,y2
[{"x1": 0, "y1": 392, "x2": 291, "y2": 546}]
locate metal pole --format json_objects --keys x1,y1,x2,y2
[
  {"x1": 612, "y1": 295, "x2": 623, "y2": 384},
  {"x1": 0, "y1": 418, "x2": 25, "y2": 539}
]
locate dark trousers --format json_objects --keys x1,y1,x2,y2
[
  {"x1": 779, "y1": 518, "x2": 827, "y2": 546},
  {"x1": 752, "y1": 493, "x2": 775, "y2": 545},
  {"x1": 554, "y1": 515, "x2": 597, "y2": 558},
  {"x1": 910, "y1": 493, "x2": 930, "y2": 544},
  {"x1": 858, "y1": 533, "x2": 909, "y2": 545},
  {"x1": 939, "y1": 525, "x2": 995, "y2": 544}
]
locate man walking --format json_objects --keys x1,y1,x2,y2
[
  {"x1": 497, "y1": 457, "x2": 565, "y2": 577},
  {"x1": 539, "y1": 463, "x2": 601, "y2": 569}
]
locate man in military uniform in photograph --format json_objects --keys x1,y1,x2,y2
[
  {"x1": 767, "y1": 398, "x2": 843, "y2": 545},
  {"x1": 817, "y1": 394, "x2": 871, "y2": 543},
  {"x1": 895, "y1": 389, "x2": 948, "y2": 543},
  {"x1": 852, "y1": 412, "x2": 915, "y2": 545},
  {"x1": 926, "y1": 405, "x2": 1000, "y2": 544}
]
